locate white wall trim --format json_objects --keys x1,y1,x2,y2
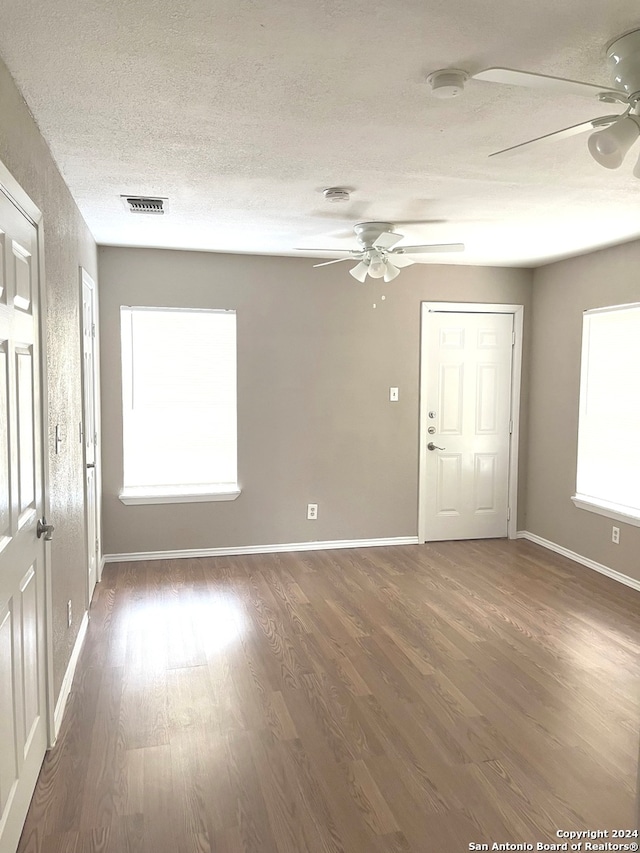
[
  {"x1": 103, "y1": 536, "x2": 420, "y2": 563},
  {"x1": 52, "y1": 611, "x2": 89, "y2": 744},
  {"x1": 418, "y1": 302, "x2": 524, "y2": 542},
  {"x1": 516, "y1": 530, "x2": 640, "y2": 593}
]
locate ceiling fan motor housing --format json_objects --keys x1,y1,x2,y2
[
  {"x1": 354, "y1": 221, "x2": 394, "y2": 246},
  {"x1": 607, "y1": 29, "x2": 640, "y2": 102}
]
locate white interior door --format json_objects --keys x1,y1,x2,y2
[
  {"x1": 0, "y1": 190, "x2": 48, "y2": 852},
  {"x1": 419, "y1": 308, "x2": 515, "y2": 541},
  {"x1": 81, "y1": 269, "x2": 98, "y2": 602}
]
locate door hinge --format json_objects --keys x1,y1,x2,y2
[
  {"x1": 512, "y1": 331, "x2": 516, "y2": 346},
  {"x1": 95, "y1": 538, "x2": 100, "y2": 553},
  {"x1": 507, "y1": 507, "x2": 511, "y2": 521},
  {"x1": 509, "y1": 419, "x2": 513, "y2": 434},
  {"x1": 91, "y1": 323, "x2": 96, "y2": 338}
]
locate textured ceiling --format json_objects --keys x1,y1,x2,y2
[{"x1": 2, "y1": 0, "x2": 640, "y2": 265}]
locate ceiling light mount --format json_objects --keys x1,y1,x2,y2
[
  {"x1": 427, "y1": 69, "x2": 468, "y2": 99},
  {"x1": 354, "y1": 221, "x2": 395, "y2": 246}
]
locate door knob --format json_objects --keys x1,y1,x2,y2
[
  {"x1": 427, "y1": 442, "x2": 446, "y2": 451},
  {"x1": 37, "y1": 518, "x2": 54, "y2": 541}
]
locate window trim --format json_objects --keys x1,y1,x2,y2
[
  {"x1": 119, "y1": 485, "x2": 241, "y2": 505},
  {"x1": 571, "y1": 495, "x2": 640, "y2": 528},
  {"x1": 572, "y1": 301, "x2": 640, "y2": 527},
  {"x1": 119, "y1": 305, "x2": 239, "y2": 500}
]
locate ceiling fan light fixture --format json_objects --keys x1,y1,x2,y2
[
  {"x1": 367, "y1": 257, "x2": 387, "y2": 279},
  {"x1": 383, "y1": 262, "x2": 400, "y2": 282},
  {"x1": 349, "y1": 261, "x2": 369, "y2": 282},
  {"x1": 587, "y1": 116, "x2": 640, "y2": 168}
]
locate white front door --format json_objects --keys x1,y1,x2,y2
[
  {"x1": 0, "y1": 190, "x2": 48, "y2": 851},
  {"x1": 81, "y1": 269, "x2": 98, "y2": 602},
  {"x1": 419, "y1": 308, "x2": 515, "y2": 541}
]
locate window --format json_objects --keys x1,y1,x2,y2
[
  {"x1": 119, "y1": 306, "x2": 239, "y2": 504},
  {"x1": 572, "y1": 302, "x2": 640, "y2": 526}
]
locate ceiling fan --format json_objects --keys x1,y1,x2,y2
[
  {"x1": 295, "y1": 222, "x2": 464, "y2": 282},
  {"x1": 429, "y1": 29, "x2": 640, "y2": 173}
]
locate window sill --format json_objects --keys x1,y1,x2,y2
[
  {"x1": 119, "y1": 486, "x2": 241, "y2": 505},
  {"x1": 571, "y1": 494, "x2": 640, "y2": 528}
]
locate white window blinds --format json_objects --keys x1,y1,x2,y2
[
  {"x1": 121, "y1": 306, "x2": 238, "y2": 496},
  {"x1": 574, "y1": 303, "x2": 640, "y2": 520}
]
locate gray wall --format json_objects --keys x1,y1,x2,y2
[
  {"x1": 527, "y1": 240, "x2": 640, "y2": 584},
  {"x1": 0, "y1": 58, "x2": 98, "y2": 697},
  {"x1": 98, "y1": 246, "x2": 532, "y2": 555}
]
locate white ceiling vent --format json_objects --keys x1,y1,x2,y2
[{"x1": 121, "y1": 195, "x2": 168, "y2": 214}]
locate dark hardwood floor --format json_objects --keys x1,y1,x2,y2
[{"x1": 17, "y1": 540, "x2": 640, "y2": 852}]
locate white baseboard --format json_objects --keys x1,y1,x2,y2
[
  {"x1": 103, "y1": 536, "x2": 420, "y2": 564},
  {"x1": 516, "y1": 530, "x2": 640, "y2": 593},
  {"x1": 52, "y1": 611, "x2": 89, "y2": 743}
]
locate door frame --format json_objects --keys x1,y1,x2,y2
[
  {"x1": 418, "y1": 302, "x2": 524, "y2": 543},
  {"x1": 79, "y1": 266, "x2": 103, "y2": 604},
  {"x1": 0, "y1": 159, "x2": 55, "y2": 748}
]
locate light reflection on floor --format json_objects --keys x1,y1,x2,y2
[{"x1": 116, "y1": 589, "x2": 248, "y2": 675}]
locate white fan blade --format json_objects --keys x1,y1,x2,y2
[
  {"x1": 312, "y1": 257, "x2": 355, "y2": 268},
  {"x1": 489, "y1": 114, "x2": 620, "y2": 157},
  {"x1": 473, "y1": 68, "x2": 624, "y2": 101},
  {"x1": 295, "y1": 247, "x2": 355, "y2": 253},
  {"x1": 394, "y1": 243, "x2": 464, "y2": 254},
  {"x1": 372, "y1": 231, "x2": 403, "y2": 250},
  {"x1": 388, "y1": 254, "x2": 415, "y2": 267}
]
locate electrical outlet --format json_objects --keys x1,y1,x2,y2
[
  {"x1": 307, "y1": 503, "x2": 318, "y2": 520},
  {"x1": 612, "y1": 526, "x2": 620, "y2": 545},
  {"x1": 389, "y1": 387, "x2": 399, "y2": 402},
  {"x1": 67, "y1": 599, "x2": 72, "y2": 628}
]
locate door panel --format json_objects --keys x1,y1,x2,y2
[
  {"x1": 436, "y1": 454, "x2": 462, "y2": 514},
  {"x1": 421, "y1": 310, "x2": 514, "y2": 541},
  {"x1": 476, "y1": 365, "x2": 499, "y2": 433},
  {"x1": 17, "y1": 348, "x2": 35, "y2": 517},
  {"x1": 0, "y1": 190, "x2": 47, "y2": 853},
  {"x1": 0, "y1": 604, "x2": 18, "y2": 815},
  {"x1": 13, "y1": 243, "x2": 32, "y2": 312},
  {"x1": 440, "y1": 364, "x2": 463, "y2": 433},
  {"x1": 0, "y1": 345, "x2": 10, "y2": 540},
  {"x1": 474, "y1": 453, "x2": 498, "y2": 512},
  {"x1": 20, "y1": 565, "x2": 40, "y2": 753}
]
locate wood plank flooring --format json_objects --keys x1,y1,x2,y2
[{"x1": 17, "y1": 540, "x2": 640, "y2": 852}]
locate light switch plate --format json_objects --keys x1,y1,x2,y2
[{"x1": 389, "y1": 387, "x2": 399, "y2": 402}]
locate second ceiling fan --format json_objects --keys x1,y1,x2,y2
[{"x1": 432, "y1": 29, "x2": 640, "y2": 173}]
